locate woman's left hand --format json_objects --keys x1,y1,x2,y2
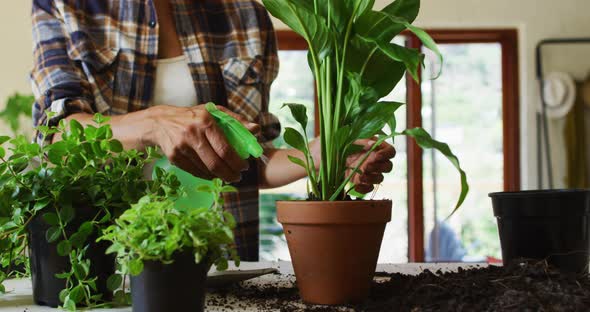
[
  {"x1": 346, "y1": 138, "x2": 395, "y2": 194},
  {"x1": 309, "y1": 137, "x2": 395, "y2": 194}
]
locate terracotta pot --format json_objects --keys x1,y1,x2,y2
[{"x1": 277, "y1": 200, "x2": 391, "y2": 305}]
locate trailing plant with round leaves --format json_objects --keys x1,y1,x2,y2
[
  {"x1": 262, "y1": 0, "x2": 469, "y2": 209},
  {"x1": 0, "y1": 113, "x2": 179, "y2": 310},
  {"x1": 98, "y1": 179, "x2": 240, "y2": 303}
]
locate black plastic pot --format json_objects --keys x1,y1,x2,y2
[
  {"x1": 27, "y1": 205, "x2": 115, "y2": 307},
  {"x1": 490, "y1": 189, "x2": 590, "y2": 273},
  {"x1": 130, "y1": 251, "x2": 210, "y2": 312}
]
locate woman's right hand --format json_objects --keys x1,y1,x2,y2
[{"x1": 143, "y1": 104, "x2": 260, "y2": 182}]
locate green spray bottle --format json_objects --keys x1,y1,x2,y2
[{"x1": 154, "y1": 103, "x2": 264, "y2": 210}]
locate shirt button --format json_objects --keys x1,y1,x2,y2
[{"x1": 149, "y1": 20, "x2": 156, "y2": 28}]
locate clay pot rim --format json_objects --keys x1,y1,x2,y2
[
  {"x1": 276, "y1": 199, "x2": 392, "y2": 224},
  {"x1": 276, "y1": 199, "x2": 392, "y2": 204}
]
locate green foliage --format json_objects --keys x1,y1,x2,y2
[
  {"x1": 0, "y1": 114, "x2": 177, "y2": 310},
  {"x1": 98, "y1": 179, "x2": 239, "y2": 294},
  {"x1": 0, "y1": 93, "x2": 34, "y2": 135},
  {"x1": 262, "y1": 0, "x2": 468, "y2": 207}
]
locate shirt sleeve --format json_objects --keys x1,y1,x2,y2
[
  {"x1": 30, "y1": 0, "x2": 97, "y2": 144},
  {"x1": 255, "y1": 3, "x2": 281, "y2": 148}
]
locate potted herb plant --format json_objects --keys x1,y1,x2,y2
[
  {"x1": 262, "y1": 0, "x2": 469, "y2": 304},
  {"x1": 98, "y1": 178, "x2": 239, "y2": 312},
  {"x1": 0, "y1": 114, "x2": 169, "y2": 310}
]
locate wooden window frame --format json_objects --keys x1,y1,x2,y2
[
  {"x1": 406, "y1": 29, "x2": 521, "y2": 262},
  {"x1": 275, "y1": 29, "x2": 521, "y2": 263}
]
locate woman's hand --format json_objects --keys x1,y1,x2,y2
[
  {"x1": 309, "y1": 138, "x2": 395, "y2": 194},
  {"x1": 346, "y1": 139, "x2": 395, "y2": 194},
  {"x1": 144, "y1": 104, "x2": 260, "y2": 182}
]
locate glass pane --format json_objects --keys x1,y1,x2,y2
[
  {"x1": 260, "y1": 50, "x2": 314, "y2": 261},
  {"x1": 270, "y1": 51, "x2": 316, "y2": 148},
  {"x1": 422, "y1": 43, "x2": 503, "y2": 262}
]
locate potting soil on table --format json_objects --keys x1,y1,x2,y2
[{"x1": 207, "y1": 260, "x2": 590, "y2": 311}]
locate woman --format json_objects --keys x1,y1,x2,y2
[{"x1": 31, "y1": 0, "x2": 395, "y2": 261}]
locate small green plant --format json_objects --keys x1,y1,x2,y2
[
  {"x1": 0, "y1": 114, "x2": 176, "y2": 310},
  {"x1": 262, "y1": 0, "x2": 468, "y2": 209},
  {"x1": 98, "y1": 179, "x2": 239, "y2": 303},
  {"x1": 0, "y1": 93, "x2": 34, "y2": 135}
]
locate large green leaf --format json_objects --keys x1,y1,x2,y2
[
  {"x1": 283, "y1": 127, "x2": 307, "y2": 151},
  {"x1": 282, "y1": 103, "x2": 308, "y2": 130},
  {"x1": 402, "y1": 127, "x2": 469, "y2": 213},
  {"x1": 352, "y1": 101, "x2": 404, "y2": 139},
  {"x1": 346, "y1": 37, "x2": 406, "y2": 99},
  {"x1": 325, "y1": 0, "x2": 375, "y2": 31},
  {"x1": 263, "y1": 0, "x2": 332, "y2": 61},
  {"x1": 384, "y1": 0, "x2": 420, "y2": 22},
  {"x1": 376, "y1": 12, "x2": 443, "y2": 77},
  {"x1": 357, "y1": 35, "x2": 423, "y2": 82},
  {"x1": 355, "y1": 0, "x2": 420, "y2": 43}
]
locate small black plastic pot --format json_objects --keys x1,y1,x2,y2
[
  {"x1": 130, "y1": 251, "x2": 210, "y2": 312},
  {"x1": 490, "y1": 189, "x2": 590, "y2": 273},
  {"x1": 27, "y1": 204, "x2": 115, "y2": 307}
]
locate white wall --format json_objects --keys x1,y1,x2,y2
[
  {"x1": 0, "y1": 1, "x2": 33, "y2": 135},
  {"x1": 2, "y1": 1, "x2": 590, "y2": 188}
]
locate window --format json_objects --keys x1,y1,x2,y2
[{"x1": 407, "y1": 30, "x2": 520, "y2": 262}]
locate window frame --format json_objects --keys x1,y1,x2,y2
[{"x1": 405, "y1": 29, "x2": 521, "y2": 262}]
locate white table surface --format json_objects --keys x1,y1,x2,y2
[{"x1": 0, "y1": 262, "x2": 487, "y2": 311}]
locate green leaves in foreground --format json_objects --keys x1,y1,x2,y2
[
  {"x1": 402, "y1": 128, "x2": 469, "y2": 214},
  {"x1": 99, "y1": 179, "x2": 239, "y2": 277},
  {"x1": 0, "y1": 114, "x2": 173, "y2": 310}
]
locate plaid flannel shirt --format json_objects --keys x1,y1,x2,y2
[{"x1": 30, "y1": 0, "x2": 281, "y2": 261}]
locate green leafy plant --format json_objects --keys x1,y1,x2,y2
[
  {"x1": 98, "y1": 179, "x2": 239, "y2": 302},
  {"x1": 0, "y1": 93, "x2": 34, "y2": 135},
  {"x1": 262, "y1": 0, "x2": 468, "y2": 208},
  {"x1": 0, "y1": 114, "x2": 176, "y2": 310}
]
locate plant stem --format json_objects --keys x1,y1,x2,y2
[
  {"x1": 329, "y1": 136, "x2": 390, "y2": 201},
  {"x1": 329, "y1": 2, "x2": 363, "y2": 200}
]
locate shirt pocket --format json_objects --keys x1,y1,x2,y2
[
  {"x1": 220, "y1": 56, "x2": 264, "y2": 122},
  {"x1": 67, "y1": 38, "x2": 119, "y2": 114}
]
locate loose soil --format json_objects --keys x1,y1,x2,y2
[{"x1": 208, "y1": 260, "x2": 590, "y2": 311}]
